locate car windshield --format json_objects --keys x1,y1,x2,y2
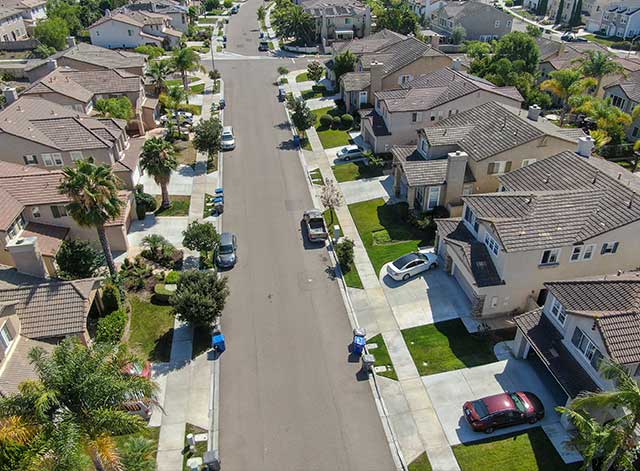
[
  {"x1": 472, "y1": 400, "x2": 490, "y2": 418},
  {"x1": 510, "y1": 393, "x2": 526, "y2": 413},
  {"x1": 219, "y1": 244, "x2": 234, "y2": 255},
  {"x1": 222, "y1": 133, "x2": 233, "y2": 141},
  {"x1": 392, "y1": 254, "x2": 417, "y2": 270}
]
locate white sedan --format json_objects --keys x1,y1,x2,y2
[{"x1": 386, "y1": 249, "x2": 438, "y2": 281}]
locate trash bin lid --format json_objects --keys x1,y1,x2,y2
[
  {"x1": 212, "y1": 333, "x2": 225, "y2": 343},
  {"x1": 354, "y1": 336, "x2": 366, "y2": 347},
  {"x1": 213, "y1": 196, "x2": 224, "y2": 203}
]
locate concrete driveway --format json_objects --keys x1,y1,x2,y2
[
  {"x1": 422, "y1": 357, "x2": 564, "y2": 446},
  {"x1": 127, "y1": 214, "x2": 189, "y2": 249},
  {"x1": 140, "y1": 165, "x2": 195, "y2": 196},
  {"x1": 380, "y1": 266, "x2": 472, "y2": 330},
  {"x1": 339, "y1": 175, "x2": 394, "y2": 204}
]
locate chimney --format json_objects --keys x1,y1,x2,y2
[
  {"x1": 105, "y1": 8, "x2": 111, "y2": 16},
  {"x1": 66, "y1": 36, "x2": 76, "y2": 48},
  {"x1": 576, "y1": 135, "x2": 595, "y2": 158},
  {"x1": 444, "y1": 151, "x2": 469, "y2": 207},
  {"x1": 2, "y1": 87, "x2": 18, "y2": 105},
  {"x1": 46, "y1": 58, "x2": 57, "y2": 73},
  {"x1": 370, "y1": 60, "x2": 385, "y2": 96},
  {"x1": 430, "y1": 33, "x2": 439, "y2": 48},
  {"x1": 6, "y1": 236, "x2": 48, "y2": 279},
  {"x1": 452, "y1": 57, "x2": 461, "y2": 71},
  {"x1": 527, "y1": 104, "x2": 541, "y2": 122}
]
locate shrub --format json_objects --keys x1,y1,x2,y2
[
  {"x1": 96, "y1": 309, "x2": 127, "y2": 344},
  {"x1": 223, "y1": 0, "x2": 232, "y2": 7},
  {"x1": 341, "y1": 114, "x2": 354, "y2": 128},
  {"x1": 56, "y1": 240, "x2": 104, "y2": 280},
  {"x1": 504, "y1": 0, "x2": 513, "y2": 6},
  {"x1": 430, "y1": 205, "x2": 450, "y2": 219},
  {"x1": 311, "y1": 84, "x2": 326, "y2": 93},
  {"x1": 119, "y1": 257, "x2": 154, "y2": 291},
  {"x1": 134, "y1": 184, "x2": 156, "y2": 220},
  {"x1": 102, "y1": 281, "x2": 121, "y2": 314},
  {"x1": 319, "y1": 113, "x2": 333, "y2": 128},
  {"x1": 165, "y1": 270, "x2": 181, "y2": 284},
  {"x1": 331, "y1": 115, "x2": 342, "y2": 129},
  {"x1": 335, "y1": 238, "x2": 355, "y2": 272}
]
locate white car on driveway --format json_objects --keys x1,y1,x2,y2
[
  {"x1": 336, "y1": 145, "x2": 364, "y2": 161},
  {"x1": 386, "y1": 248, "x2": 438, "y2": 281}
]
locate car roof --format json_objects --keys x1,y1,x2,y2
[
  {"x1": 220, "y1": 232, "x2": 234, "y2": 244},
  {"x1": 393, "y1": 253, "x2": 419, "y2": 268},
  {"x1": 305, "y1": 209, "x2": 323, "y2": 217},
  {"x1": 481, "y1": 392, "x2": 516, "y2": 414}
]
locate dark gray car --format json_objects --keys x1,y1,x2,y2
[{"x1": 216, "y1": 232, "x2": 237, "y2": 268}]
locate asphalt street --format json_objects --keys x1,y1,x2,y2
[{"x1": 209, "y1": 2, "x2": 396, "y2": 470}]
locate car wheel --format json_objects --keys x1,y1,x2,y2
[
  {"x1": 528, "y1": 417, "x2": 538, "y2": 424},
  {"x1": 484, "y1": 427, "x2": 494, "y2": 434},
  {"x1": 402, "y1": 274, "x2": 411, "y2": 281}
]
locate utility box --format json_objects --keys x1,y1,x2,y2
[
  {"x1": 204, "y1": 450, "x2": 221, "y2": 470},
  {"x1": 333, "y1": 225, "x2": 341, "y2": 240},
  {"x1": 362, "y1": 354, "x2": 375, "y2": 372}
]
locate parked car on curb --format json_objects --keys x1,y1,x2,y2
[
  {"x1": 386, "y1": 249, "x2": 438, "y2": 281},
  {"x1": 336, "y1": 145, "x2": 364, "y2": 161},
  {"x1": 278, "y1": 87, "x2": 286, "y2": 101},
  {"x1": 221, "y1": 126, "x2": 235, "y2": 150},
  {"x1": 259, "y1": 40, "x2": 269, "y2": 51},
  {"x1": 302, "y1": 209, "x2": 328, "y2": 241},
  {"x1": 216, "y1": 232, "x2": 238, "y2": 268},
  {"x1": 463, "y1": 391, "x2": 545, "y2": 434},
  {"x1": 231, "y1": 4, "x2": 239, "y2": 13}
]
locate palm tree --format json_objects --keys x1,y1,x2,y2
[
  {"x1": 140, "y1": 137, "x2": 178, "y2": 210},
  {"x1": 0, "y1": 339, "x2": 156, "y2": 471},
  {"x1": 574, "y1": 50, "x2": 625, "y2": 95},
  {"x1": 572, "y1": 96, "x2": 632, "y2": 145},
  {"x1": 171, "y1": 47, "x2": 201, "y2": 103},
  {"x1": 146, "y1": 59, "x2": 174, "y2": 95},
  {"x1": 120, "y1": 436, "x2": 157, "y2": 471},
  {"x1": 58, "y1": 159, "x2": 123, "y2": 277},
  {"x1": 540, "y1": 68, "x2": 597, "y2": 125}
]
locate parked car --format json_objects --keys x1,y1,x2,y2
[
  {"x1": 221, "y1": 125, "x2": 235, "y2": 150},
  {"x1": 561, "y1": 32, "x2": 576, "y2": 42},
  {"x1": 278, "y1": 87, "x2": 286, "y2": 101},
  {"x1": 302, "y1": 209, "x2": 328, "y2": 241},
  {"x1": 219, "y1": 98, "x2": 226, "y2": 110},
  {"x1": 386, "y1": 249, "x2": 438, "y2": 281},
  {"x1": 463, "y1": 391, "x2": 545, "y2": 434},
  {"x1": 216, "y1": 232, "x2": 237, "y2": 268},
  {"x1": 336, "y1": 145, "x2": 364, "y2": 161},
  {"x1": 230, "y1": 4, "x2": 239, "y2": 13},
  {"x1": 259, "y1": 40, "x2": 269, "y2": 51}
]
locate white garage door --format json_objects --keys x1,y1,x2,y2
[{"x1": 452, "y1": 264, "x2": 475, "y2": 303}]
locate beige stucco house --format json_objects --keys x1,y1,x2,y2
[
  {"x1": 435, "y1": 148, "x2": 640, "y2": 321},
  {"x1": 296, "y1": 0, "x2": 372, "y2": 45},
  {"x1": 430, "y1": 1, "x2": 513, "y2": 41},
  {"x1": 392, "y1": 102, "x2": 584, "y2": 216},
  {"x1": 0, "y1": 4, "x2": 27, "y2": 42},
  {"x1": 360, "y1": 67, "x2": 523, "y2": 153}
]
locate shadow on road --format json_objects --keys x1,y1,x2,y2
[
  {"x1": 274, "y1": 121, "x2": 291, "y2": 130},
  {"x1": 279, "y1": 138, "x2": 298, "y2": 150}
]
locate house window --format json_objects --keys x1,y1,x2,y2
[
  {"x1": 359, "y1": 91, "x2": 367, "y2": 105},
  {"x1": 494, "y1": 20, "x2": 500, "y2": 28},
  {"x1": 571, "y1": 327, "x2": 604, "y2": 370},
  {"x1": 41, "y1": 153, "x2": 53, "y2": 166},
  {"x1": 521, "y1": 159, "x2": 536, "y2": 167},
  {"x1": 571, "y1": 244, "x2": 595, "y2": 261},
  {"x1": 52, "y1": 153, "x2": 63, "y2": 165},
  {"x1": 411, "y1": 112, "x2": 422, "y2": 123},
  {"x1": 51, "y1": 205, "x2": 67, "y2": 218},
  {"x1": 430, "y1": 113, "x2": 436, "y2": 121},
  {"x1": 549, "y1": 296, "x2": 567, "y2": 325},
  {"x1": 487, "y1": 161, "x2": 512, "y2": 175},
  {"x1": 32, "y1": 206, "x2": 40, "y2": 218},
  {"x1": 399, "y1": 74, "x2": 412, "y2": 85},
  {"x1": 420, "y1": 138, "x2": 429, "y2": 154},
  {"x1": 540, "y1": 248, "x2": 560, "y2": 266},
  {"x1": 601, "y1": 241, "x2": 619, "y2": 255},
  {"x1": 23, "y1": 154, "x2": 37, "y2": 165},
  {"x1": 464, "y1": 206, "x2": 479, "y2": 232},
  {"x1": 0, "y1": 323, "x2": 13, "y2": 352},
  {"x1": 345, "y1": 18, "x2": 351, "y2": 24},
  {"x1": 611, "y1": 95, "x2": 626, "y2": 109},
  {"x1": 462, "y1": 185, "x2": 473, "y2": 196},
  {"x1": 427, "y1": 186, "x2": 440, "y2": 210},
  {"x1": 6, "y1": 214, "x2": 25, "y2": 240},
  {"x1": 128, "y1": 29, "x2": 133, "y2": 36},
  {"x1": 484, "y1": 232, "x2": 500, "y2": 256},
  {"x1": 70, "y1": 151, "x2": 83, "y2": 162}
]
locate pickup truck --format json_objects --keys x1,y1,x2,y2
[{"x1": 303, "y1": 209, "x2": 328, "y2": 241}]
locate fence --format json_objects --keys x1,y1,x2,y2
[{"x1": 0, "y1": 39, "x2": 40, "y2": 51}]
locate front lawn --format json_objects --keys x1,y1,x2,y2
[
  {"x1": 190, "y1": 83, "x2": 205, "y2": 94},
  {"x1": 348, "y1": 198, "x2": 434, "y2": 276},
  {"x1": 312, "y1": 106, "x2": 353, "y2": 149},
  {"x1": 367, "y1": 333, "x2": 397, "y2": 380},
  {"x1": 174, "y1": 140, "x2": 197, "y2": 167},
  {"x1": 128, "y1": 295, "x2": 175, "y2": 362},
  {"x1": 332, "y1": 161, "x2": 383, "y2": 183},
  {"x1": 401, "y1": 319, "x2": 515, "y2": 376},
  {"x1": 582, "y1": 34, "x2": 620, "y2": 47},
  {"x1": 295, "y1": 71, "x2": 309, "y2": 82},
  {"x1": 409, "y1": 452, "x2": 433, "y2": 471},
  {"x1": 323, "y1": 208, "x2": 363, "y2": 289},
  {"x1": 166, "y1": 77, "x2": 198, "y2": 87},
  {"x1": 155, "y1": 195, "x2": 191, "y2": 216},
  {"x1": 178, "y1": 103, "x2": 202, "y2": 115},
  {"x1": 453, "y1": 427, "x2": 581, "y2": 471}
]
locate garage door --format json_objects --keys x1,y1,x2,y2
[{"x1": 452, "y1": 264, "x2": 475, "y2": 303}]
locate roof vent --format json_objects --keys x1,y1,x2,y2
[
  {"x1": 543, "y1": 175, "x2": 550, "y2": 184},
  {"x1": 629, "y1": 194, "x2": 634, "y2": 209},
  {"x1": 618, "y1": 172, "x2": 622, "y2": 180},
  {"x1": 525, "y1": 197, "x2": 532, "y2": 204},
  {"x1": 577, "y1": 135, "x2": 595, "y2": 158},
  {"x1": 527, "y1": 104, "x2": 541, "y2": 121}
]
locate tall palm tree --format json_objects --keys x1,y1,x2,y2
[
  {"x1": 58, "y1": 159, "x2": 123, "y2": 277},
  {"x1": 140, "y1": 137, "x2": 177, "y2": 210},
  {"x1": 146, "y1": 59, "x2": 174, "y2": 96},
  {"x1": 574, "y1": 50, "x2": 625, "y2": 95},
  {"x1": 171, "y1": 47, "x2": 201, "y2": 103},
  {"x1": 572, "y1": 96, "x2": 632, "y2": 145},
  {"x1": 0, "y1": 339, "x2": 156, "y2": 471},
  {"x1": 540, "y1": 68, "x2": 597, "y2": 125}
]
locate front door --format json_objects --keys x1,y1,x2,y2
[{"x1": 414, "y1": 186, "x2": 425, "y2": 210}]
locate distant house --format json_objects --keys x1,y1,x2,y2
[
  {"x1": 0, "y1": 265, "x2": 102, "y2": 395},
  {"x1": 1, "y1": 0, "x2": 46, "y2": 29},
  {"x1": 407, "y1": 0, "x2": 446, "y2": 23},
  {"x1": 0, "y1": 5, "x2": 28, "y2": 42},
  {"x1": 53, "y1": 41, "x2": 148, "y2": 76},
  {"x1": 295, "y1": 0, "x2": 372, "y2": 45},
  {"x1": 125, "y1": 0, "x2": 190, "y2": 33},
  {"x1": 603, "y1": 72, "x2": 640, "y2": 141},
  {"x1": 590, "y1": 1, "x2": 640, "y2": 38},
  {"x1": 360, "y1": 67, "x2": 523, "y2": 153},
  {"x1": 513, "y1": 273, "x2": 640, "y2": 407},
  {"x1": 430, "y1": 1, "x2": 513, "y2": 42},
  {"x1": 88, "y1": 9, "x2": 183, "y2": 50},
  {"x1": 339, "y1": 36, "x2": 451, "y2": 112},
  {"x1": 22, "y1": 66, "x2": 159, "y2": 133},
  {"x1": 391, "y1": 102, "x2": 583, "y2": 216}
]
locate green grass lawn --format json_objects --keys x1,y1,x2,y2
[
  {"x1": 182, "y1": 423, "x2": 208, "y2": 470},
  {"x1": 268, "y1": 41, "x2": 275, "y2": 50},
  {"x1": 332, "y1": 161, "x2": 383, "y2": 183},
  {"x1": 166, "y1": 77, "x2": 198, "y2": 87},
  {"x1": 155, "y1": 195, "x2": 191, "y2": 216},
  {"x1": 453, "y1": 427, "x2": 581, "y2": 471},
  {"x1": 312, "y1": 107, "x2": 353, "y2": 149},
  {"x1": 309, "y1": 168, "x2": 324, "y2": 185},
  {"x1": 367, "y1": 334, "x2": 397, "y2": 380},
  {"x1": 323, "y1": 208, "x2": 364, "y2": 289},
  {"x1": 582, "y1": 34, "x2": 620, "y2": 47},
  {"x1": 174, "y1": 140, "x2": 197, "y2": 167},
  {"x1": 190, "y1": 83, "x2": 205, "y2": 94},
  {"x1": 409, "y1": 452, "x2": 433, "y2": 471},
  {"x1": 128, "y1": 295, "x2": 175, "y2": 362},
  {"x1": 296, "y1": 71, "x2": 309, "y2": 82},
  {"x1": 402, "y1": 319, "x2": 515, "y2": 376},
  {"x1": 348, "y1": 198, "x2": 434, "y2": 276},
  {"x1": 178, "y1": 103, "x2": 202, "y2": 115}
]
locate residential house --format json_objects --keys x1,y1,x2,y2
[
  {"x1": 22, "y1": 66, "x2": 159, "y2": 133},
  {"x1": 0, "y1": 265, "x2": 101, "y2": 395},
  {"x1": 0, "y1": 5, "x2": 27, "y2": 42},
  {"x1": 1, "y1": 0, "x2": 46, "y2": 29},
  {"x1": 512, "y1": 273, "x2": 640, "y2": 409},
  {"x1": 340, "y1": 36, "x2": 452, "y2": 112},
  {"x1": 0, "y1": 95, "x2": 142, "y2": 189},
  {"x1": 584, "y1": 0, "x2": 617, "y2": 32},
  {"x1": 408, "y1": 0, "x2": 446, "y2": 23},
  {"x1": 125, "y1": 0, "x2": 190, "y2": 33},
  {"x1": 88, "y1": 8, "x2": 183, "y2": 50},
  {"x1": 0, "y1": 161, "x2": 134, "y2": 277},
  {"x1": 295, "y1": 0, "x2": 372, "y2": 45},
  {"x1": 54, "y1": 41, "x2": 148, "y2": 76},
  {"x1": 360, "y1": 67, "x2": 523, "y2": 153},
  {"x1": 430, "y1": 1, "x2": 513, "y2": 42},
  {"x1": 392, "y1": 102, "x2": 584, "y2": 215},
  {"x1": 331, "y1": 28, "x2": 405, "y2": 56},
  {"x1": 603, "y1": 71, "x2": 640, "y2": 141},
  {"x1": 547, "y1": 0, "x2": 584, "y2": 25},
  {"x1": 435, "y1": 147, "x2": 640, "y2": 322},
  {"x1": 593, "y1": 1, "x2": 640, "y2": 38}
]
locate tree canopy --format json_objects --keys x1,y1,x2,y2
[
  {"x1": 172, "y1": 270, "x2": 229, "y2": 326},
  {"x1": 376, "y1": 3, "x2": 418, "y2": 35},
  {"x1": 55, "y1": 239, "x2": 105, "y2": 280},
  {"x1": 34, "y1": 17, "x2": 70, "y2": 51},
  {"x1": 94, "y1": 97, "x2": 134, "y2": 120},
  {"x1": 286, "y1": 95, "x2": 315, "y2": 132},
  {"x1": 333, "y1": 50, "x2": 357, "y2": 84},
  {"x1": 193, "y1": 117, "x2": 223, "y2": 157},
  {"x1": 272, "y1": 0, "x2": 315, "y2": 46}
]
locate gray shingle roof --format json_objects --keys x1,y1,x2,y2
[
  {"x1": 341, "y1": 71, "x2": 371, "y2": 91},
  {"x1": 333, "y1": 29, "x2": 405, "y2": 54},
  {"x1": 360, "y1": 37, "x2": 445, "y2": 76},
  {"x1": 51, "y1": 43, "x2": 146, "y2": 71},
  {"x1": 392, "y1": 145, "x2": 448, "y2": 186}
]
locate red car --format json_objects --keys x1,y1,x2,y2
[{"x1": 463, "y1": 391, "x2": 545, "y2": 434}]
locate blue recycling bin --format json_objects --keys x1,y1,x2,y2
[
  {"x1": 215, "y1": 187, "x2": 224, "y2": 195},
  {"x1": 212, "y1": 333, "x2": 226, "y2": 353},
  {"x1": 353, "y1": 333, "x2": 366, "y2": 356},
  {"x1": 213, "y1": 196, "x2": 224, "y2": 204},
  {"x1": 293, "y1": 135, "x2": 301, "y2": 148}
]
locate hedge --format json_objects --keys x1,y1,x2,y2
[
  {"x1": 96, "y1": 309, "x2": 127, "y2": 344},
  {"x1": 165, "y1": 270, "x2": 181, "y2": 284}
]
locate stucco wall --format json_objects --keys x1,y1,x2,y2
[{"x1": 90, "y1": 20, "x2": 160, "y2": 49}]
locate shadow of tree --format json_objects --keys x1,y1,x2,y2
[{"x1": 150, "y1": 328, "x2": 174, "y2": 363}]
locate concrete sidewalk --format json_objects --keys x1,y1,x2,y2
[{"x1": 288, "y1": 70, "x2": 461, "y2": 470}]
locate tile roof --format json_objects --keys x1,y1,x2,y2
[
  {"x1": 441, "y1": 0, "x2": 509, "y2": 20},
  {"x1": 421, "y1": 102, "x2": 583, "y2": 162},
  {"x1": 0, "y1": 278, "x2": 101, "y2": 339},
  {"x1": 360, "y1": 37, "x2": 446, "y2": 76},
  {"x1": 608, "y1": 71, "x2": 640, "y2": 103},
  {"x1": 0, "y1": 336, "x2": 55, "y2": 395},
  {"x1": 392, "y1": 145, "x2": 448, "y2": 186},
  {"x1": 435, "y1": 218, "x2": 504, "y2": 287},
  {"x1": 301, "y1": 0, "x2": 367, "y2": 16},
  {"x1": 333, "y1": 29, "x2": 405, "y2": 54},
  {"x1": 52, "y1": 43, "x2": 146, "y2": 70},
  {"x1": 340, "y1": 71, "x2": 371, "y2": 91},
  {"x1": 19, "y1": 223, "x2": 68, "y2": 257}
]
